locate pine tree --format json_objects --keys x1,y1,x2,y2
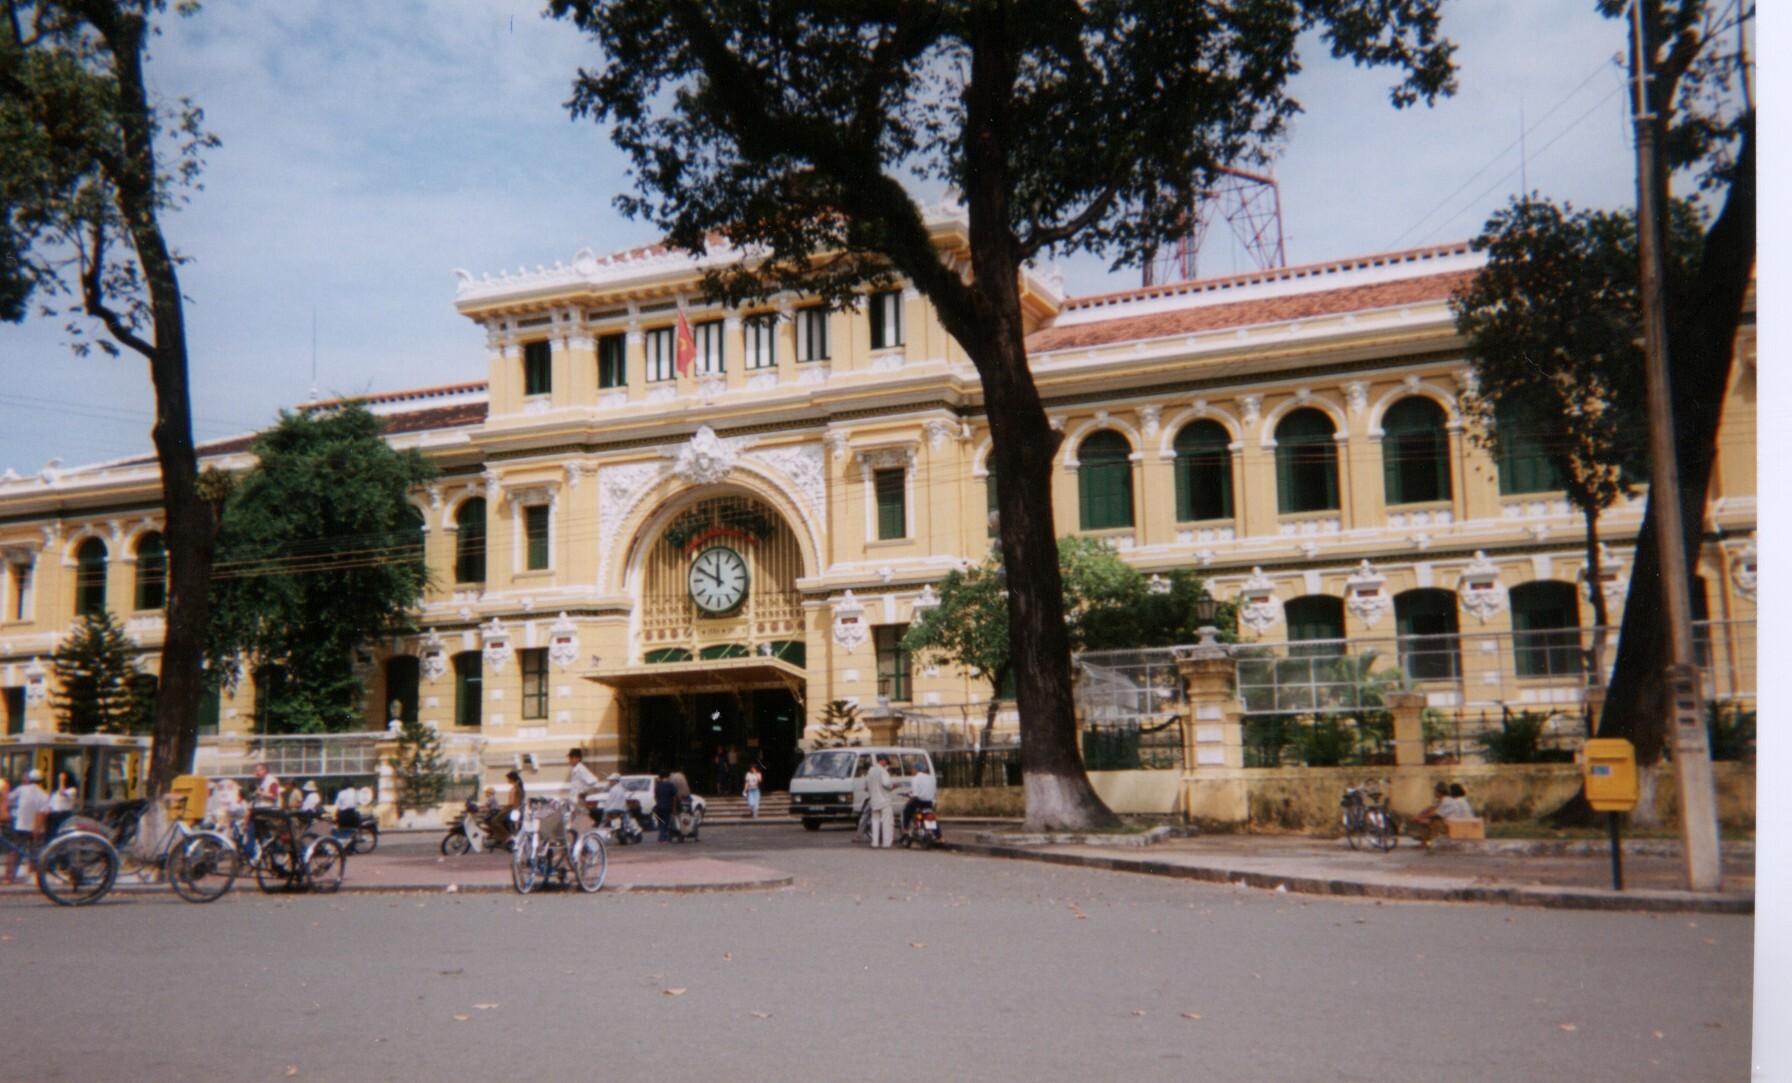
[
  {"x1": 388, "y1": 716, "x2": 449, "y2": 814},
  {"x1": 50, "y1": 612, "x2": 151, "y2": 735}
]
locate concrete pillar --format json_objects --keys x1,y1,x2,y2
[
  {"x1": 1175, "y1": 647, "x2": 1250, "y2": 828},
  {"x1": 1387, "y1": 690, "x2": 1427, "y2": 767}
]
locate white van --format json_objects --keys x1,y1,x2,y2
[{"x1": 787, "y1": 747, "x2": 935, "y2": 830}]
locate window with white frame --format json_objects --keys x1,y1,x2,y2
[
  {"x1": 524, "y1": 505, "x2": 551, "y2": 571},
  {"x1": 868, "y1": 290, "x2": 903, "y2": 350},
  {"x1": 644, "y1": 326, "x2": 677, "y2": 382},
  {"x1": 694, "y1": 319, "x2": 725, "y2": 375},
  {"x1": 796, "y1": 307, "x2": 830, "y2": 363},
  {"x1": 597, "y1": 333, "x2": 627, "y2": 389},
  {"x1": 743, "y1": 314, "x2": 777, "y2": 370}
]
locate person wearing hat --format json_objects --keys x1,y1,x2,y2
[
  {"x1": 599, "y1": 773, "x2": 640, "y2": 843},
  {"x1": 299, "y1": 781, "x2": 322, "y2": 814},
  {"x1": 3, "y1": 769, "x2": 52, "y2": 883}
]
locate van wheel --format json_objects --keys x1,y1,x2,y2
[{"x1": 802, "y1": 818, "x2": 821, "y2": 831}]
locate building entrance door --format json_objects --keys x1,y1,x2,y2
[{"x1": 630, "y1": 686, "x2": 802, "y2": 793}]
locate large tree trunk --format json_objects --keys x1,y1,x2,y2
[
  {"x1": 1548, "y1": 115, "x2": 1754, "y2": 828},
  {"x1": 948, "y1": 2, "x2": 1117, "y2": 831},
  {"x1": 96, "y1": 9, "x2": 215, "y2": 799}
]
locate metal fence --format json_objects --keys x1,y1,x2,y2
[
  {"x1": 929, "y1": 747, "x2": 1024, "y2": 788},
  {"x1": 1076, "y1": 619, "x2": 1755, "y2": 769}
]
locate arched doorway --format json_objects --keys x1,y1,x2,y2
[{"x1": 600, "y1": 493, "x2": 808, "y2": 792}]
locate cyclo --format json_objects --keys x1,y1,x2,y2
[{"x1": 511, "y1": 795, "x2": 606, "y2": 894}]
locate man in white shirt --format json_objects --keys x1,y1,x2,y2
[
  {"x1": 251, "y1": 763, "x2": 281, "y2": 808},
  {"x1": 865, "y1": 755, "x2": 896, "y2": 849},
  {"x1": 4, "y1": 769, "x2": 52, "y2": 883},
  {"x1": 566, "y1": 749, "x2": 601, "y2": 833},
  {"x1": 902, "y1": 760, "x2": 937, "y2": 835}
]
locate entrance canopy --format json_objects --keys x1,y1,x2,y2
[{"x1": 583, "y1": 655, "x2": 806, "y2": 697}]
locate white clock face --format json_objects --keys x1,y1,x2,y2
[{"x1": 688, "y1": 546, "x2": 750, "y2": 614}]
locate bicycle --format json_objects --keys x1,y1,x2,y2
[
  {"x1": 230, "y1": 807, "x2": 345, "y2": 894},
  {"x1": 511, "y1": 797, "x2": 606, "y2": 894},
  {"x1": 1340, "y1": 781, "x2": 1398, "y2": 852},
  {"x1": 105, "y1": 797, "x2": 239, "y2": 903},
  {"x1": 2, "y1": 824, "x2": 121, "y2": 907}
]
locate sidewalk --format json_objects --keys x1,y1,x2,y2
[{"x1": 947, "y1": 829, "x2": 1755, "y2": 914}]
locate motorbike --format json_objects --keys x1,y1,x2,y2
[
  {"x1": 326, "y1": 807, "x2": 379, "y2": 855},
  {"x1": 441, "y1": 799, "x2": 509, "y2": 855},
  {"x1": 898, "y1": 802, "x2": 942, "y2": 849}
]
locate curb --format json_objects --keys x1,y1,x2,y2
[{"x1": 943, "y1": 841, "x2": 1754, "y2": 915}]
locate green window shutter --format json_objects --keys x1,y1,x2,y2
[
  {"x1": 455, "y1": 499, "x2": 486, "y2": 584},
  {"x1": 523, "y1": 340, "x2": 552, "y2": 396},
  {"x1": 521, "y1": 649, "x2": 548, "y2": 720},
  {"x1": 454, "y1": 652, "x2": 483, "y2": 727},
  {"x1": 1383, "y1": 397, "x2": 1451, "y2": 505},
  {"x1": 196, "y1": 686, "x2": 221, "y2": 736},
  {"x1": 598, "y1": 334, "x2": 627, "y2": 388},
  {"x1": 1275, "y1": 409, "x2": 1339, "y2": 514},
  {"x1": 525, "y1": 505, "x2": 550, "y2": 570},
  {"x1": 1174, "y1": 421, "x2": 1232, "y2": 521},
  {"x1": 1078, "y1": 431, "x2": 1134, "y2": 530},
  {"x1": 75, "y1": 538, "x2": 107, "y2": 617},
  {"x1": 875, "y1": 468, "x2": 906, "y2": 540},
  {"x1": 1496, "y1": 414, "x2": 1565, "y2": 495},
  {"x1": 1510, "y1": 582, "x2": 1581, "y2": 677},
  {"x1": 134, "y1": 533, "x2": 167, "y2": 611}
]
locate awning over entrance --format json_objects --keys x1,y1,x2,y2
[{"x1": 582, "y1": 656, "x2": 807, "y2": 698}]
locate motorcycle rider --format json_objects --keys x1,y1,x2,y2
[
  {"x1": 902, "y1": 760, "x2": 938, "y2": 838},
  {"x1": 599, "y1": 773, "x2": 641, "y2": 842}
]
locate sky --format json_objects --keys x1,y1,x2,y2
[{"x1": 0, "y1": 2, "x2": 1666, "y2": 473}]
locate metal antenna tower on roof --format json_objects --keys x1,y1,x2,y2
[{"x1": 1142, "y1": 167, "x2": 1287, "y2": 287}]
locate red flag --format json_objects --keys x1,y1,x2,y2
[{"x1": 675, "y1": 308, "x2": 697, "y2": 377}]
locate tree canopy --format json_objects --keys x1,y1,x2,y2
[
  {"x1": 2, "y1": 0, "x2": 218, "y2": 794},
  {"x1": 207, "y1": 403, "x2": 436, "y2": 734},
  {"x1": 550, "y1": 0, "x2": 1454, "y2": 829}
]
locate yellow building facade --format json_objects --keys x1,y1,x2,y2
[{"x1": 0, "y1": 216, "x2": 1757, "y2": 793}]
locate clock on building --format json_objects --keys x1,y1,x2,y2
[{"x1": 688, "y1": 546, "x2": 750, "y2": 614}]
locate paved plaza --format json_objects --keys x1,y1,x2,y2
[{"x1": 0, "y1": 823, "x2": 1755, "y2": 1081}]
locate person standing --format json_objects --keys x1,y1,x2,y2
[
  {"x1": 653, "y1": 771, "x2": 679, "y2": 842},
  {"x1": 250, "y1": 763, "x2": 281, "y2": 808},
  {"x1": 865, "y1": 755, "x2": 896, "y2": 849},
  {"x1": 742, "y1": 763, "x2": 763, "y2": 819},
  {"x1": 4, "y1": 769, "x2": 52, "y2": 884},
  {"x1": 566, "y1": 748, "x2": 601, "y2": 832}
]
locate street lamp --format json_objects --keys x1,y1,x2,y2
[{"x1": 1192, "y1": 586, "x2": 1219, "y2": 650}]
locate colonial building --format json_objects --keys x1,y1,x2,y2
[{"x1": 0, "y1": 211, "x2": 1757, "y2": 793}]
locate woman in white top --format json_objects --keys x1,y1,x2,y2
[
  {"x1": 48, "y1": 771, "x2": 78, "y2": 813},
  {"x1": 742, "y1": 765, "x2": 763, "y2": 819}
]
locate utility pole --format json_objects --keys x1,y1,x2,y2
[{"x1": 1628, "y1": 0, "x2": 1721, "y2": 892}]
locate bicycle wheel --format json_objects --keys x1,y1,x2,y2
[
  {"x1": 574, "y1": 833, "x2": 607, "y2": 893},
  {"x1": 36, "y1": 832, "x2": 119, "y2": 907},
  {"x1": 1342, "y1": 810, "x2": 1365, "y2": 851},
  {"x1": 1367, "y1": 808, "x2": 1399, "y2": 852},
  {"x1": 169, "y1": 832, "x2": 239, "y2": 903},
  {"x1": 354, "y1": 826, "x2": 378, "y2": 855},
  {"x1": 256, "y1": 838, "x2": 299, "y2": 894},
  {"x1": 441, "y1": 831, "x2": 470, "y2": 857},
  {"x1": 303, "y1": 837, "x2": 345, "y2": 894},
  {"x1": 511, "y1": 835, "x2": 539, "y2": 895}
]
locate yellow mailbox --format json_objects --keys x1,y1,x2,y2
[{"x1": 1582, "y1": 738, "x2": 1639, "y2": 812}]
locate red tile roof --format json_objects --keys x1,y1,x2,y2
[{"x1": 1025, "y1": 270, "x2": 1476, "y2": 354}]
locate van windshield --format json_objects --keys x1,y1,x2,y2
[{"x1": 794, "y1": 751, "x2": 857, "y2": 780}]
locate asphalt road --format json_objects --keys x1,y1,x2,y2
[{"x1": 0, "y1": 825, "x2": 1754, "y2": 1081}]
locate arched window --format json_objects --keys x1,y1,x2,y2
[
  {"x1": 385, "y1": 656, "x2": 421, "y2": 725},
  {"x1": 1174, "y1": 420, "x2": 1233, "y2": 522},
  {"x1": 453, "y1": 651, "x2": 483, "y2": 727},
  {"x1": 1077, "y1": 430, "x2": 1134, "y2": 531},
  {"x1": 1284, "y1": 595, "x2": 1346, "y2": 656},
  {"x1": 74, "y1": 537, "x2": 108, "y2": 617},
  {"x1": 1495, "y1": 408, "x2": 1565, "y2": 494},
  {"x1": 1394, "y1": 588, "x2": 1460, "y2": 681},
  {"x1": 1510, "y1": 581, "x2": 1582, "y2": 677},
  {"x1": 134, "y1": 532, "x2": 167, "y2": 611},
  {"x1": 454, "y1": 498, "x2": 486, "y2": 584},
  {"x1": 1382, "y1": 397, "x2": 1452, "y2": 505},
  {"x1": 1275, "y1": 409, "x2": 1339, "y2": 514}
]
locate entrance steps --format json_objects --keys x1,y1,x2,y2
[{"x1": 701, "y1": 791, "x2": 786, "y2": 825}]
